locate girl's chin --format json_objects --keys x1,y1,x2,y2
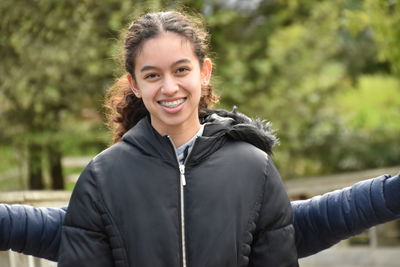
[{"x1": 151, "y1": 113, "x2": 200, "y2": 132}]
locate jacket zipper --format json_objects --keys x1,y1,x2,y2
[
  {"x1": 179, "y1": 163, "x2": 187, "y2": 267},
  {"x1": 168, "y1": 136, "x2": 198, "y2": 267}
]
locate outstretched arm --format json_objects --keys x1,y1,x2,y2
[
  {"x1": 1, "y1": 173, "x2": 399, "y2": 260},
  {"x1": 293, "y1": 173, "x2": 400, "y2": 258},
  {"x1": 0, "y1": 204, "x2": 66, "y2": 261}
]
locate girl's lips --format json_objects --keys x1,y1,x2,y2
[
  {"x1": 158, "y1": 98, "x2": 187, "y2": 114},
  {"x1": 158, "y1": 98, "x2": 186, "y2": 108}
]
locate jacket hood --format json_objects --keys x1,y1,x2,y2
[
  {"x1": 121, "y1": 108, "x2": 277, "y2": 163},
  {"x1": 200, "y1": 108, "x2": 278, "y2": 155}
]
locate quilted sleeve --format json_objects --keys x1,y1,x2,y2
[
  {"x1": 0, "y1": 204, "x2": 65, "y2": 261},
  {"x1": 293, "y1": 173, "x2": 400, "y2": 258}
]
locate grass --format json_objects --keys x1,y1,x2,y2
[
  {"x1": 0, "y1": 146, "x2": 22, "y2": 191},
  {"x1": 0, "y1": 144, "x2": 89, "y2": 191},
  {"x1": 64, "y1": 166, "x2": 85, "y2": 176},
  {"x1": 0, "y1": 145, "x2": 19, "y2": 173},
  {"x1": 0, "y1": 176, "x2": 24, "y2": 191},
  {"x1": 65, "y1": 182, "x2": 76, "y2": 191}
]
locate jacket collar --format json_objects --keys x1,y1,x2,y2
[{"x1": 121, "y1": 108, "x2": 277, "y2": 164}]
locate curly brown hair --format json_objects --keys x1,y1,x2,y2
[{"x1": 105, "y1": 11, "x2": 219, "y2": 143}]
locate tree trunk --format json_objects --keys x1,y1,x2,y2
[
  {"x1": 48, "y1": 143, "x2": 65, "y2": 190},
  {"x1": 28, "y1": 143, "x2": 44, "y2": 189}
]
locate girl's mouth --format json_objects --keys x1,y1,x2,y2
[{"x1": 158, "y1": 98, "x2": 186, "y2": 108}]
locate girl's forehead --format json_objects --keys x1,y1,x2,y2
[{"x1": 135, "y1": 32, "x2": 198, "y2": 68}]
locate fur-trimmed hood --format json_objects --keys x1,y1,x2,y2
[
  {"x1": 200, "y1": 107, "x2": 278, "y2": 155},
  {"x1": 122, "y1": 108, "x2": 278, "y2": 164}
]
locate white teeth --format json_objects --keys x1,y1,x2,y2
[{"x1": 159, "y1": 98, "x2": 186, "y2": 108}]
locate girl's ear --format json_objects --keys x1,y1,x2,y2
[
  {"x1": 127, "y1": 73, "x2": 141, "y2": 98},
  {"x1": 201, "y1": 58, "x2": 213, "y2": 86}
]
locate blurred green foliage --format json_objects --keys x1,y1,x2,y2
[
  {"x1": 0, "y1": 0, "x2": 399, "y2": 189},
  {"x1": 337, "y1": 76, "x2": 400, "y2": 131},
  {"x1": 0, "y1": 146, "x2": 17, "y2": 174}
]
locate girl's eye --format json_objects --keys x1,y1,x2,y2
[
  {"x1": 144, "y1": 73, "x2": 158, "y2": 80},
  {"x1": 176, "y1": 67, "x2": 189, "y2": 74}
]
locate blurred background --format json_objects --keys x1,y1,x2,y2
[{"x1": 0, "y1": 0, "x2": 399, "y2": 266}]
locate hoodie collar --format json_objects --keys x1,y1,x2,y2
[{"x1": 121, "y1": 108, "x2": 277, "y2": 164}]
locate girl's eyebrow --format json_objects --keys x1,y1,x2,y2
[
  {"x1": 173, "y1": 58, "x2": 191, "y2": 66},
  {"x1": 140, "y1": 58, "x2": 191, "y2": 73}
]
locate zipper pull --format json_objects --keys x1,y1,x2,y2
[{"x1": 179, "y1": 164, "x2": 186, "y2": 186}]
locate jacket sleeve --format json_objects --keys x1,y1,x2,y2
[
  {"x1": 249, "y1": 159, "x2": 298, "y2": 267},
  {"x1": 0, "y1": 204, "x2": 66, "y2": 261},
  {"x1": 293, "y1": 173, "x2": 400, "y2": 258},
  {"x1": 58, "y1": 161, "x2": 114, "y2": 267}
]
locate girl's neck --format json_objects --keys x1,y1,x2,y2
[
  {"x1": 169, "y1": 122, "x2": 201, "y2": 147},
  {"x1": 152, "y1": 119, "x2": 201, "y2": 147}
]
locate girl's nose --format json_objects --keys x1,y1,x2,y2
[{"x1": 161, "y1": 75, "x2": 179, "y2": 95}]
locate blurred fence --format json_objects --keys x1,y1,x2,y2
[
  {"x1": 299, "y1": 245, "x2": 400, "y2": 267},
  {"x1": 0, "y1": 251, "x2": 56, "y2": 267},
  {"x1": 285, "y1": 166, "x2": 400, "y2": 199}
]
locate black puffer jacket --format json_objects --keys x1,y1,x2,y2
[{"x1": 58, "y1": 111, "x2": 298, "y2": 267}]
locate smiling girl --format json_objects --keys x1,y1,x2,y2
[
  {"x1": 127, "y1": 31, "x2": 211, "y2": 146},
  {"x1": 57, "y1": 11, "x2": 298, "y2": 267}
]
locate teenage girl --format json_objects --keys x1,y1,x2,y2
[{"x1": 57, "y1": 11, "x2": 298, "y2": 267}]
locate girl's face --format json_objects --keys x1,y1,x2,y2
[{"x1": 128, "y1": 32, "x2": 212, "y2": 137}]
